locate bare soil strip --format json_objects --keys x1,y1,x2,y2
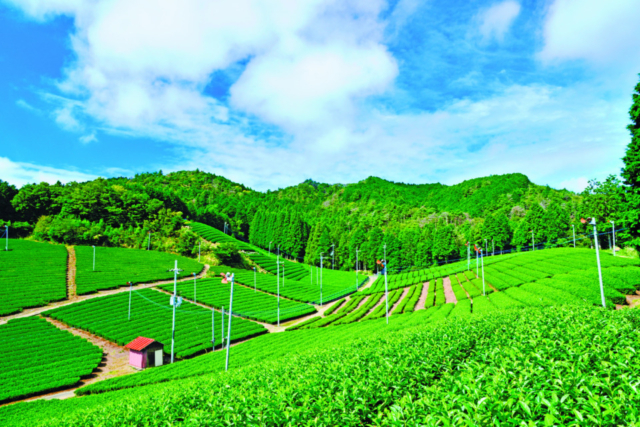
[
  {"x1": 66, "y1": 246, "x2": 77, "y2": 301},
  {"x1": 357, "y1": 275, "x2": 376, "y2": 291},
  {"x1": 362, "y1": 293, "x2": 386, "y2": 318},
  {"x1": 443, "y1": 276, "x2": 457, "y2": 304},
  {"x1": 415, "y1": 281, "x2": 430, "y2": 310},
  {"x1": 0, "y1": 265, "x2": 210, "y2": 325},
  {"x1": 390, "y1": 287, "x2": 411, "y2": 315}
]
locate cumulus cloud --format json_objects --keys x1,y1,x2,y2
[
  {"x1": 539, "y1": 0, "x2": 640, "y2": 64},
  {"x1": 477, "y1": 1, "x2": 521, "y2": 42},
  {"x1": 0, "y1": 156, "x2": 96, "y2": 188}
]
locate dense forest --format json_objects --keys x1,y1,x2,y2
[{"x1": 1, "y1": 76, "x2": 638, "y2": 271}]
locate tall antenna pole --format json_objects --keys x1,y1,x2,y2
[
  {"x1": 193, "y1": 273, "x2": 197, "y2": 304},
  {"x1": 169, "y1": 260, "x2": 183, "y2": 363},
  {"x1": 225, "y1": 273, "x2": 234, "y2": 371},
  {"x1": 572, "y1": 224, "x2": 576, "y2": 248},
  {"x1": 384, "y1": 244, "x2": 388, "y2": 324},
  {"x1": 476, "y1": 247, "x2": 479, "y2": 277},
  {"x1": 481, "y1": 249, "x2": 485, "y2": 296},
  {"x1": 355, "y1": 248, "x2": 359, "y2": 290},
  {"x1": 610, "y1": 220, "x2": 616, "y2": 256},
  {"x1": 586, "y1": 218, "x2": 606, "y2": 308},
  {"x1": 221, "y1": 307, "x2": 225, "y2": 348},
  {"x1": 92, "y1": 246, "x2": 96, "y2": 271}
]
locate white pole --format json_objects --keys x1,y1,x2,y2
[
  {"x1": 492, "y1": 239, "x2": 494, "y2": 256},
  {"x1": 332, "y1": 244, "x2": 335, "y2": 270},
  {"x1": 4, "y1": 225, "x2": 7, "y2": 251},
  {"x1": 532, "y1": 231, "x2": 535, "y2": 251},
  {"x1": 467, "y1": 242, "x2": 470, "y2": 270},
  {"x1": 269, "y1": 241, "x2": 272, "y2": 253},
  {"x1": 128, "y1": 282, "x2": 132, "y2": 320},
  {"x1": 225, "y1": 273, "x2": 234, "y2": 371},
  {"x1": 476, "y1": 248, "x2": 479, "y2": 277},
  {"x1": 356, "y1": 248, "x2": 359, "y2": 290},
  {"x1": 384, "y1": 244, "x2": 388, "y2": 324},
  {"x1": 277, "y1": 255, "x2": 280, "y2": 326},
  {"x1": 221, "y1": 307, "x2": 225, "y2": 347},
  {"x1": 610, "y1": 221, "x2": 616, "y2": 256},
  {"x1": 211, "y1": 307, "x2": 215, "y2": 351},
  {"x1": 572, "y1": 224, "x2": 576, "y2": 248},
  {"x1": 481, "y1": 250, "x2": 485, "y2": 296},
  {"x1": 93, "y1": 246, "x2": 96, "y2": 271},
  {"x1": 193, "y1": 273, "x2": 197, "y2": 304},
  {"x1": 148, "y1": 232, "x2": 151, "y2": 250},
  {"x1": 320, "y1": 254, "x2": 323, "y2": 305},
  {"x1": 170, "y1": 260, "x2": 179, "y2": 363},
  {"x1": 591, "y1": 219, "x2": 606, "y2": 308}
]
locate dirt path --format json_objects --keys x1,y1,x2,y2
[
  {"x1": 357, "y1": 275, "x2": 376, "y2": 291},
  {"x1": 66, "y1": 246, "x2": 77, "y2": 300},
  {"x1": 415, "y1": 281, "x2": 430, "y2": 310},
  {"x1": 390, "y1": 287, "x2": 410, "y2": 315},
  {"x1": 443, "y1": 276, "x2": 457, "y2": 304},
  {"x1": 0, "y1": 265, "x2": 210, "y2": 326},
  {"x1": 362, "y1": 293, "x2": 385, "y2": 318}
]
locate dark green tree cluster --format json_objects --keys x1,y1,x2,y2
[
  {"x1": 622, "y1": 74, "x2": 640, "y2": 250},
  {"x1": 249, "y1": 208, "x2": 309, "y2": 259}
]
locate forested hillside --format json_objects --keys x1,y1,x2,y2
[{"x1": 0, "y1": 168, "x2": 631, "y2": 272}]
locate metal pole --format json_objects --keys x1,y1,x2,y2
[
  {"x1": 283, "y1": 262, "x2": 285, "y2": 288},
  {"x1": 93, "y1": 246, "x2": 95, "y2": 271},
  {"x1": 148, "y1": 232, "x2": 151, "y2": 250},
  {"x1": 128, "y1": 282, "x2": 132, "y2": 320},
  {"x1": 384, "y1": 244, "x2": 388, "y2": 324},
  {"x1": 320, "y1": 254, "x2": 324, "y2": 305},
  {"x1": 611, "y1": 221, "x2": 616, "y2": 256},
  {"x1": 481, "y1": 250, "x2": 485, "y2": 296},
  {"x1": 332, "y1": 244, "x2": 335, "y2": 270},
  {"x1": 532, "y1": 231, "x2": 535, "y2": 251},
  {"x1": 269, "y1": 241, "x2": 272, "y2": 253},
  {"x1": 476, "y1": 248, "x2": 479, "y2": 277},
  {"x1": 591, "y1": 219, "x2": 606, "y2": 308},
  {"x1": 171, "y1": 260, "x2": 178, "y2": 363},
  {"x1": 572, "y1": 224, "x2": 576, "y2": 248},
  {"x1": 492, "y1": 239, "x2": 494, "y2": 256},
  {"x1": 4, "y1": 225, "x2": 7, "y2": 251},
  {"x1": 277, "y1": 256, "x2": 280, "y2": 326},
  {"x1": 225, "y1": 274, "x2": 234, "y2": 371},
  {"x1": 193, "y1": 273, "x2": 197, "y2": 304},
  {"x1": 211, "y1": 307, "x2": 215, "y2": 351},
  {"x1": 221, "y1": 307, "x2": 225, "y2": 347},
  {"x1": 356, "y1": 248, "x2": 359, "y2": 291}
]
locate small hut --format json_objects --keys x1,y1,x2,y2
[{"x1": 125, "y1": 337, "x2": 164, "y2": 370}]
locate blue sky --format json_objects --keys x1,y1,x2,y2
[{"x1": 1, "y1": 0, "x2": 639, "y2": 192}]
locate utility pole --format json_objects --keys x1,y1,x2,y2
[
  {"x1": 572, "y1": 224, "x2": 576, "y2": 248},
  {"x1": 476, "y1": 246, "x2": 479, "y2": 277},
  {"x1": 355, "y1": 248, "x2": 359, "y2": 290},
  {"x1": 93, "y1": 246, "x2": 96, "y2": 271},
  {"x1": 583, "y1": 218, "x2": 606, "y2": 308},
  {"x1": 169, "y1": 260, "x2": 183, "y2": 363},
  {"x1": 193, "y1": 273, "x2": 197, "y2": 304},
  {"x1": 531, "y1": 230, "x2": 535, "y2": 251},
  {"x1": 225, "y1": 272, "x2": 235, "y2": 371},
  {"x1": 147, "y1": 232, "x2": 151, "y2": 250},
  {"x1": 221, "y1": 307, "x2": 225, "y2": 348},
  {"x1": 481, "y1": 249, "x2": 485, "y2": 296},
  {"x1": 384, "y1": 244, "x2": 389, "y2": 324},
  {"x1": 331, "y1": 244, "x2": 335, "y2": 270},
  {"x1": 3, "y1": 225, "x2": 8, "y2": 251},
  {"x1": 211, "y1": 306, "x2": 215, "y2": 352},
  {"x1": 610, "y1": 220, "x2": 616, "y2": 256},
  {"x1": 128, "y1": 282, "x2": 133, "y2": 320},
  {"x1": 320, "y1": 253, "x2": 324, "y2": 305},
  {"x1": 277, "y1": 255, "x2": 280, "y2": 326}
]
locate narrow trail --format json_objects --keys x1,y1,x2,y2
[
  {"x1": 0, "y1": 265, "x2": 210, "y2": 325},
  {"x1": 284, "y1": 300, "x2": 341, "y2": 328},
  {"x1": 357, "y1": 275, "x2": 376, "y2": 291},
  {"x1": 415, "y1": 281, "x2": 430, "y2": 310},
  {"x1": 66, "y1": 246, "x2": 77, "y2": 301},
  {"x1": 390, "y1": 287, "x2": 410, "y2": 315},
  {"x1": 443, "y1": 276, "x2": 457, "y2": 304},
  {"x1": 352, "y1": 295, "x2": 370, "y2": 312}
]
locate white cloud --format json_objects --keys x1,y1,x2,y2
[
  {"x1": 79, "y1": 133, "x2": 97, "y2": 144},
  {"x1": 558, "y1": 177, "x2": 589, "y2": 193},
  {"x1": 0, "y1": 156, "x2": 96, "y2": 188},
  {"x1": 478, "y1": 1, "x2": 521, "y2": 42},
  {"x1": 539, "y1": 0, "x2": 640, "y2": 64}
]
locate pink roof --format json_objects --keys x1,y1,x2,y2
[{"x1": 125, "y1": 337, "x2": 156, "y2": 351}]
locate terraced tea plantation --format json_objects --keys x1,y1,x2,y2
[
  {"x1": 43, "y1": 288, "x2": 266, "y2": 358},
  {"x1": 75, "y1": 246, "x2": 203, "y2": 295},
  {"x1": 0, "y1": 239, "x2": 67, "y2": 316},
  {"x1": 209, "y1": 266, "x2": 357, "y2": 304},
  {"x1": 189, "y1": 222, "x2": 255, "y2": 251},
  {"x1": 3, "y1": 305, "x2": 640, "y2": 426},
  {"x1": 158, "y1": 278, "x2": 316, "y2": 323},
  {"x1": 0, "y1": 316, "x2": 102, "y2": 403},
  {"x1": 248, "y1": 252, "x2": 309, "y2": 280}
]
